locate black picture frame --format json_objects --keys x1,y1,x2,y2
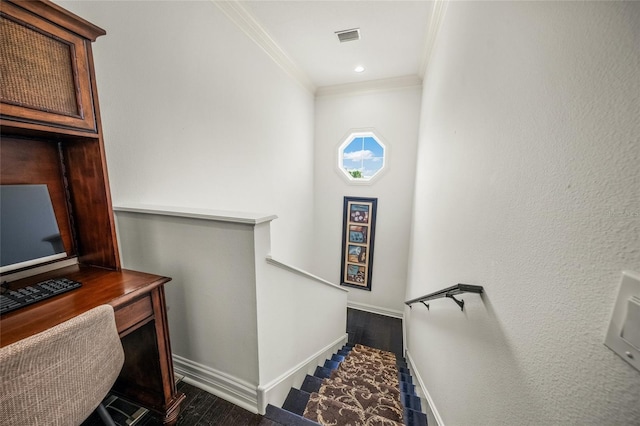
[{"x1": 340, "y1": 196, "x2": 377, "y2": 291}]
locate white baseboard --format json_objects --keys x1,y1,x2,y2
[
  {"x1": 173, "y1": 333, "x2": 348, "y2": 415},
  {"x1": 348, "y1": 301, "x2": 404, "y2": 319},
  {"x1": 257, "y1": 334, "x2": 348, "y2": 413},
  {"x1": 405, "y1": 349, "x2": 444, "y2": 426},
  {"x1": 173, "y1": 354, "x2": 259, "y2": 413}
]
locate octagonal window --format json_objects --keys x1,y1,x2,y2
[{"x1": 339, "y1": 131, "x2": 386, "y2": 183}]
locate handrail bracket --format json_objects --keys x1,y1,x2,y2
[{"x1": 446, "y1": 294, "x2": 464, "y2": 311}]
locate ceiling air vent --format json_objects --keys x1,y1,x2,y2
[{"x1": 335, "y1": 28, "x2": 360, "y2": 43}]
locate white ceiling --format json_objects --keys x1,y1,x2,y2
[{"x1": 238, "y1": 1, "x2": 434, "y2": 89}]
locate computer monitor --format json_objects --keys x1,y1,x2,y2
[{"x1": 0, "y1": 184, "x2": 67, "y2": 274}]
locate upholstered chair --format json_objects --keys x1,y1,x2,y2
[{"x1": 0, "y1": 305, "x2": 125, "y2": 425}]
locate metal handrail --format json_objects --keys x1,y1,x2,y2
[{"x1": 405, "y1": 284, "x2": 483, "y2": 311}]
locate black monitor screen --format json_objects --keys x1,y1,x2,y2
[{"x1": 0, "y1": 184, "x2": 67, "y2": 274}]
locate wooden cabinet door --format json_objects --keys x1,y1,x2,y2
[{"x1": 0, "y1": 1, "x2": 97, "y2": 132}]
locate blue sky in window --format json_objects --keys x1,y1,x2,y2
[{"x1": 342, "y1": 136, "x2": 385, "y2": 178}]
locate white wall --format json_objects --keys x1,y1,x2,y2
[
  {"x1": 406, "y1": 1, "x2": 640, "y2": 425},
  {"x1": 255, "y1": 253, "x2": 348, "y2": 412},
  {"x1": 115, "y1": 211, "x2": 260, "y2": 390},
  {"x1": 58, "y1": 0, "x2": 315, "y2": 269},
  {"x1": 313, "y1": 87, "x2": 422, "y2": 315}
]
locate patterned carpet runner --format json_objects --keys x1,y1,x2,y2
[{"x1": 302, "y1": 345, "x2": 407, "y2": 426}]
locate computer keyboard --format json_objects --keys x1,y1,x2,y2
[{"x1": 0, "y1": 278, "x2": 82, "y2": 315}]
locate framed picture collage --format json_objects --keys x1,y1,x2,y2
[{"x1": 340, "y1": 197, "x2": 377, "y2": 291}]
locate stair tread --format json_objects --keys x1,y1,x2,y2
[
  {"x1": 401, "y1": 392, "x2": 422, "y2": 411},
  {"x1": 399, "y1": 372, "x2": 413, "y2": 384},
  {"x1": 304, "y1": 373, "x2": 422, "y2": 410},
  {"x1": 400, "y1": 381, "x2": 416, "y2": 395},
  {"x1": 404, "y1": 407, "x2": 428, "y2": 426},
  {"x1": 313, "y1": 366, "x2": 332, "y2": 379},
  {"x1": 264, "y1": 404, "x2": 319, "y2": 426},
  {"x1": 313, "y1": 384, "x2": 404, "y2": 423},
  {"x1": 323, "y1": 359, "x2": 341, "y2": 370},
  {"x1": 304, "y1": 392, "x2": 404, "y2": 426},
  {"x1": 301, "y1": 375, "x2": 323, "y2": 394},
  {"x1": 282, "y1": 388, "x2": 311, "y2": 416},
  {"x1": 331, "y1": 354, "x2": 346, "y2": 362}
]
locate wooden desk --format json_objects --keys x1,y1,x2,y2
[
  {"x1": 1, "y1": 2, "x2": 185, "y2": 423},
  {"x1": 0, "y1": 264, "x2": 186, "y2": 425}
]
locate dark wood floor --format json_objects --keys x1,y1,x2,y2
[
  {"x1": 84, "y1": 308, "x2": 402, "y2": 426},
  {"x1": 82, "y1": 381, "x2": 261, "y2": 426},
  {"x1": 147, "y1": 381, "x2": 261, "y2": 426}
]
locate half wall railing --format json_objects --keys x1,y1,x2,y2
[{"x1": 113, "y1": 204, "x2": 348, "y2": 414}]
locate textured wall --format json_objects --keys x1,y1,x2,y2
[{"x1": 406, "y1": 1, "x2": 640, "y2": 425}]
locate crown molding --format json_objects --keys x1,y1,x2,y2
[
  {"x1": 316, "y1": 74, "x2": 422, "y2": 98},
  {"x1": 212, "y1": 0, "x2": 316, "y2": 94},
  {"x1": 419, "y1": 0, "x2": 449, "y2": 79}
]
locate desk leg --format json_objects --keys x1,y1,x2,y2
[
  {"x1": 151, "y1": 285, "x2": 186, "y2": 425},
  {"x1": 114, "y1": 286, "x2": 185, "y2": 425}
]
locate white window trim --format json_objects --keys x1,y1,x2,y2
[{"x1": 335, "y1": 129, "x2": 389, "y2": 185}]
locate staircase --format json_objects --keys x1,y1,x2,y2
[{"x1": 260, "y1": 343, "x2": 428, "y2": 426}]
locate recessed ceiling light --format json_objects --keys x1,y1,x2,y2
[{"x1": 354, "y1": 65, "x2": 365, "y2": 73}]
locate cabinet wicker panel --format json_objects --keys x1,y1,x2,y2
[
  {"x1": 0, "y1": 1, "x2": 97, "y2": 132},
  {"x1": 1, "y1": 16, "x2": 78, "y2": 115}
]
